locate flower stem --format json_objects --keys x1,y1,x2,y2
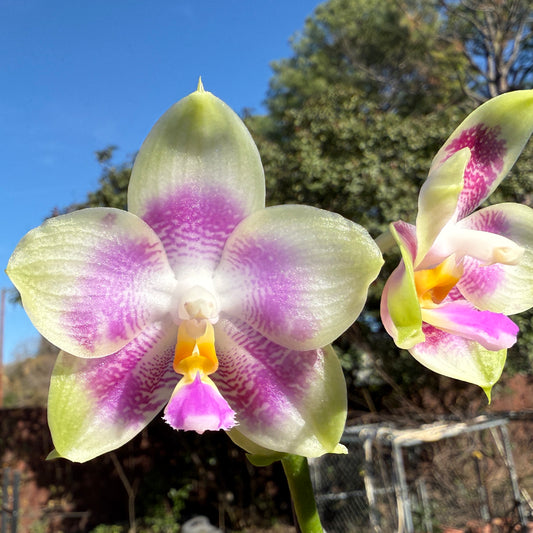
[{"x1": 281, "y1": 454, "x2": 323, "y2": 533}]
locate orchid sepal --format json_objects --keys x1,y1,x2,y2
[
  {"x1": 218, "y1": 327, "x2": 347, "y2": 458},
  {"x1": 47, "y1": 322, "x2": 177, "y2": 463},
  {"x1": 128, "y1": 83, "x2": 266, "y2": 276},
  {"x1": 410, "y1": 327, "x2": 507, "y2": 401}
]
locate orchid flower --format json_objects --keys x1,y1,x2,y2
[
  {"x1": 380, "y1": 90, "x2": 533, "y2": 398},
  {"x1": 7, "y1": 81, "x2": 383, "y2": 462}
]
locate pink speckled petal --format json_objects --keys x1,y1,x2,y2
[
  {"x1": 429, "y1": 90, "x2": 533, "y2": 219},
  {"x1": 48, "y1": 321, "x2": 178, "y2": 462},
  {"x1": 214, "y1": 204, "x2": 383, "y2": 351},
  {"x1": 410, "y1": 323, "x2": 507, "y2": 397},
  {"x1": 163, "y1": 372, "x2": 236, "y2": 434},
  {"x1": 128, "y1": 86, "x2": 265, "y2": 276},
  {"x1": 457, "y1": 203, "x2": 533, "y2": 314},
  {"x1": 7, "y1": 208, "x2": 177, "y2": 358},
  {"x1": 213, "y1": 318, "x2": 347, "y2": 457},
  {"x1": 421, "y1": 301, "x2": 518, "y2": 351}
]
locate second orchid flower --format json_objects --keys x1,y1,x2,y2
[{"x1": 381, "y1": 90, "x2": 533, "y2": 398}]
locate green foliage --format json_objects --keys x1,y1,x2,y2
[
  {"x1": 4, "y1": 340, "x2": 58, "y2": 407},
  {"x1": 267, "y1": 0, "x2": 467, "y2": 118},
  {"x1": 67, "y1": 146, "x2": 132, "y2": 212},
  {"x1": 90, "y1": 526, "x2": 123, "y2": 533},
  {"x1": 142, "y1": 485, "x2": 192, "y2": 532}
]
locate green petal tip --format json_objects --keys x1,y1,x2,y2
[
  {"x1": 46, "y1": 449, "x2": 62, "y2": 461},
  {"x1": 482, "y1": 385, "x2": 493, "y2": 404}
]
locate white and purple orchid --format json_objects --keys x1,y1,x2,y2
[
  {"x1": 7, "y1": 82, "x2": 383, "y2": 462},
  {"x1": 381, "y1": 90, "x2": 533, "y2": 397}
]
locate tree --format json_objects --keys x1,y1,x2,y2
[
  {"x1": 66, "y1": 146, "x2": 132, "y2": 212},
  {"x1": 440, "y1": 0, "x2": 533, "y2": 102},
  {"x1": 266, "y1": 0, "x2": 467, "y2": 118}
]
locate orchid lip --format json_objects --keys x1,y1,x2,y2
[
  {"x1": 163, "y1": 372, "x2": 236, "y2": 434},
  {"x1": 166, "y1": 319, "x2": 237, "y2": 434}
]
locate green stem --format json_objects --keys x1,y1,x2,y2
[{"x1": 281, "y1": 454, "x2": 323, "y2": 533}]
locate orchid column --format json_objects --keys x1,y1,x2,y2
[{"x1": 7, "y1": 80, "x2": 383, "y2": 533}]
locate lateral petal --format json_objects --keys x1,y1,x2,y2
[
  {"x1": 214, "y1": 204, "x2": 383, "y2": 351},
  {"x1": 415, "y1": 148, "x2": 469, "y2": 265},
  {"x1": 48, "y1": 321, "x2": 178, "y2": 462},
  {"x1": 410, "y1": 324, "x2": 507, "y2": 398},
  {"x1": 128, "y1": 84, "x2": 265, "y2": 275},
  {"x1": 7, "y1": 208, "x2": 176, "y2": 357},
  {"x1": 457, "y1": 203, "x2": 533, "y2": 314},
  {"x1": 214, "y1": 318, "x2": 347, "y2": 458},
  {"x1": 429, "y1": 90, "x2": 533, "y2": 219}
]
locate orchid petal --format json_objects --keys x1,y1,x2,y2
[
  {"x1": 6, "y1": 208, "x2": 176, "y2": 358},
  {"x1": 128, "y1": 83, "x2": 265, "y2": 276},
  {"x1": 214, "y1": 204, "x2": 383, "y2": 351},
  {"x1": 410, "y1": 324, "x2": 507, "y2": 399},
  {"x1": 213, "y1": 318, "x2": 346, "y2": 457},
  {"x1": 48, "y1": 322, "x2": 177, "y2": 462},
  {"x1": 381, "y1": 222, "x2": 424, "y2": 349},
  {"x1": 429, "y1": 90, "x2": 533, "y2": 219},
  {"x1": 457, "y1": 203, "x2": 533, "y2": 314},
  {"x1": 415, "y1": 148, "x2": 469, "y2": 265},
  {"x1": 421, "y1": 301, "x2": 518, "y2": 351}
]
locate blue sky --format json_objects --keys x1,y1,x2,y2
[{"x1": 1, "y1": 0, "x2": 322, "y2": 364}]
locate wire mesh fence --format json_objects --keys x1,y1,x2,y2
[{"x1": 310, "y1": 416, "x2": 531, "y2": 533}]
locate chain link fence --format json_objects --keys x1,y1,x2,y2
[{"x1": 310, "y1": 416, "x2": 531, "y2": 532}]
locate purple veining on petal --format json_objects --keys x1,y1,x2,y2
[
  {"x1": 460, "y1": 207, "x2": 511, "y2": 236},
  {"x1": 63, "y1": 237, "x2": 171, "y2": 352},
  {"x1": 443, "y1": 286, "x2": 465, "y2": 302},
  {"x1": 415, "y1": 322, "x2": 466, "y2": 355},
  {"x1": 142, "y1": 183, "x2": 247, "y2": 274},
  {"x1": 213, "y1": 319, "x2": 320, "y2": 432},
  {"x1": 219, "y1": 234, "x2": 317, "y2": 343},
  {"x1": 444, "y1": 124, "x2": 506, "y2": 219},
  {"x1": 79, "y1": 324, "x2": 177, "y2": 425},
  {"x1": 457, "y1": 256, "x2": 505, "y2": 298}
]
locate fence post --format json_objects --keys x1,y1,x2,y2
[
  {"x1": 491, "y1": 425, "x2": 528, "y2": 531},
  {"x1": 11, "y1": 471, "x2": 19, "y2": 533},
  {"x1": 1, "y1": 469, "x2": 20, "y2": 533},
  {"x1": 392, "y1": 442, "x2": 413, "y2": 533}
]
